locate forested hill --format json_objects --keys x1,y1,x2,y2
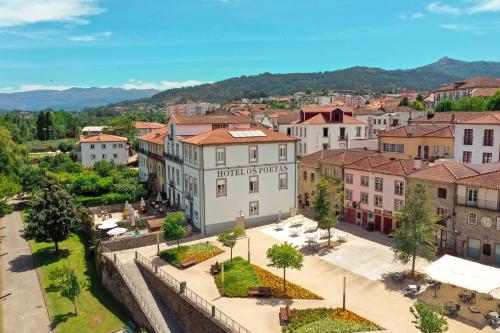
[{"x1": 152, "y1": 57, "x2": 500, "y2": 103}]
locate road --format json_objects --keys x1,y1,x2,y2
[{"x1": 0, "y1": 211, "x2": 52, "y2": 333}]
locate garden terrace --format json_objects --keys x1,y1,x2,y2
[
  {"x1": 159, "y1": 242, "x2": 224, "y2": 269},
  {"x1": 282, "y1": 308, "x2": 382, "y2": 333},
  {"x1": 214, "y1": 257, "x2": 323, "y2": 299}
]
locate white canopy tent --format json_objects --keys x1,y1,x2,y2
[
  {"x1": 424, "y1": 255, "x2": 500, "y2": 297},
  {"x1": 97, "y1": 222, "x2": 118, "y2": 230},
  {"x1": 107, "y1": 227, "x2": 128, "y2": 236}
]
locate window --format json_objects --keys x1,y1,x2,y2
[
  {"x1": 119, "y1": 143, "x2": 123, "y2": 148},
  {"x1": 188, "y1": 146, "x2": 192, "y2": 163},
  {"x1": 443, "y1": 146, "x2": 449, "y2": 156},
  {"x1": 382, "y1": 143, "x2": 404, "y2": 153},
  {"x1": 279, "y1": 173, "x2": 288, "y2": 190},
  {"x1": 345, "y1": 189, "x2": 353, "y2": 200},
  {"x1": 462, "y1": 151, "x2": 472, "y2": 163},
  {"x1": 360, "y1": 192, "x2": 368, "y2": 204},
  {"x1": 113, "y1": 153, "x2": 118, "y2": 159},
  {"x1": 299, "y1": 128, "x2": 302, "y2": 137},
  {"x1": 395, "y1": 181, "x2": 404, "y2": 195},
  {"x1": 303, "y1": 171, "x2": 307, "y2": 181},
  {"x1": 483, "y1": 129, "x2": 494, "y2": 146},
  {"x1": 463, "y1": 129, "x2": 473, "y2": 145},
  {"x1": 216, "y1": 147, "x2": 226, "y2": 166},
  {"x1": 303, "y1": 128, "x2": 307, "y2": 137},
  {"x1": 216, "y1": 178, "x2": 227, "y2": 197},
  {"x1": 102, "y1": 154, "x2": 107, "y2": 159},
  {"x1": 394, "y1": 199, "x2": 404, "y2": 211},
  {"x1": 437, "y1": 188, "x2": 447, "y2": 199},
  {"x1": 286, "y1": 128, "x2": 291, "y2": 135},
  {"x1": 310, "y1": 173, "x2": 315, "y2": 182},
  {"x1": 279, "y1": 144, "x2": 287, "y2": 161},
  {"x1": 193, "y1": 178, "x2": 198, "y2": 196},
  {"x1": 193, "y1": 148, "x2": 198, "y2": 165},
  {"x1": 323, "y1": 128, "x2": 329, "y2": 137},
  {"x1": 249, "y1": 201, "x2": 259, "y2": 215},
  {"x1": 497, "y1": 217, "x2": 500, "y2": 231},
  {"x1": 90, "y1": 144, "x2": 95, "y2": 149},
  {"x1": 356, "y1": 127, "x2": 361, "y2": 137},
  {"x1": 249, "y1": 145, "x2": 258, "y2": 163},
  {"x1": 303, "y1": 143, "x2": 306, "y2": 154},
  {"x1": 322, "y1": 143, "x2": 329, "y2": 150},
  {"x1": 90, "y1": 154, "x2": 96, "y2": 160},
  {"x1": 375, "y1": 177, "x2": 383, "y2": 192},
  {"x1": 113, "y1": 143, "x2": 117, "y2": 149},
  {"x1": 361, "y1": 176, "x2": 369, "y2": 187},
  {"x1": 175, "y1": 143, "x2": 179, "y2": 156},
  {"x1": 374, "y1": 195, "x2": 383, "y2": 207},
  {"x1": 433, "y1": 145, "x2": 439, "y2": 155},
  {"x1": 101, "y1": 144, "x2": 106, "y2": 149},
  {"x1": 467, "y1": 237, "x2": 481, "y2": 260},
  {"x1": 345, "y1": 173, "x2": 353, "y2": 184},
  {"x1": 383, "y1": 119, "x2": 387, "y2": 125},
  {"x1": 467, "y1": 187, "x2": 478, "y2": 205},
  {"x1": 176, "y1": 169, "x2": 180, "y2": 185},
  {"x1": 467, "y1": 212, "x2": 478, "y2": 225},
  {"x1": 483, "y1": 153, "x2": 492, "y2": 164},
  {"x1": 249, "y1": 176, "x2": 258, "y2": 193}
]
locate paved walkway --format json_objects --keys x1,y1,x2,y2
[
  {"x1": 121, "y1": 261, "x2": 183, "y2": 333},
  {"x1": 1, "y1": 211, "x2": 52, "y2": 333}
]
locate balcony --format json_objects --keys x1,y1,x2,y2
[
  {"x1": 164, "y1": 151, "x2": 183, "y2": 164},
  {"x1": 338, "y1": 135, "x2": 348, "y2": 141},
  {"x1": 139, "y1": 148, "x2": 164, "y2": 161},
  {"x1": 456, "y1": 196, "x2": 499, "y2": 211}
]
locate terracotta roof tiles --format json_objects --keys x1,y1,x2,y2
[
  {"x1": 456, "y1": 169, "x2": 500, "y2": 190},
  {"x1": 408, "y1": 162, "x2": 478, "y2": 183},
  {"x1": 78, "y1": 133, "x2": 127, "y2": 143},
  {"x1": 134, "y1": 121, "x2": 166, "y2": 129},
  {"x1": 179, "y1": 128, "x2": 297, "y2": 145},
  {"x1": 379, "y1": 124, "x2": 454, "y2": 138},
  {"x1": 138, "y1": 127, "x2": 168, "y2": 145}
]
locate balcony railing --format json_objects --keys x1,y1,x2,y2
[
  {"x1": 338, "y1": 135, "x2": 348, "y2": 141},
  {"x1": 456, "y1": 196, "x2": 499, "y2": 211},
  {"x1": 164, "y1": 152, "x2": 183, "y2": 164}
]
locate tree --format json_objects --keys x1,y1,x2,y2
[
  {"x1": 162, "y1": 212, "x2": 186, "y2": 250},
  {"x1": 61, "y1": 270, "x2": 84, "y2": 316},
  {"x1": 416, "y1": 94, "x2": 424, "y2": 103},
  {"x1": 217, "y1": 227, "x2": 245, "y2": 263},
  {"x1": 266, "y1": 242, "x2": 303, "y2": 293},
  {"x1": 391, "y1": 183, "x2": 438, "y2": 276},
  {"x1": 486, "y1": 90, "x2": 500, "y2": 111},
  {"x1": 311, "y1": 177, "x2": 341, "y2": 247},
  {"x1": 410, "y1": 302, "x2": 448, "y2": 333},
  {"x1": 399, "y1": 96, "x2": 410, "y2": 106},
  {"x1": 93, "y1": 160, "x2": 117, "y2": 177},
  {"x1": 434, "y1": 100, "x2": 453, "y2": 112},
  {"x1": 36, "y1": 110, "x2": 54, "y2": 140},
  {"x1": 24, "y1": 184, "x2": 79, "y2": 254},
  {"x1": 0, "y1": 174, "x2": 21, "y2": 216},
  {"x1": 19, "y1": 165, "x2": 46, "y2": 194},
  {"x1": 48, "y1": 265, "x2": 72, "y2": 285}
]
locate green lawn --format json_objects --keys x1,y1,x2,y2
[
  {"x1": 31, "y1": 233, "x2": 128, "y2": 333},
  {"x1": 159, "y1": 242, "x2": 223, "y2": 268}
]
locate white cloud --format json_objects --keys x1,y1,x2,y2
[
  {"x1": 68, "y1": 31, "x2": 111, "y2": 42},
  {"x1": 0, "y1": 0, "x2": 104, "y2": 28},
  {"x1": 440, "y1": 24, "x2": 465, "y2": 30},
  {"x1": 426, "y1": 2, "x2": 461, "y2": 15},
  {"x1": 411, "y1": 12, "x2": 424, "y2": 19},
  {"x1": 18, "y1": 84, "x2": 74, "y2": 91},
  {"x1": 468, "y1": 0, "x2": 500, "y2": 13},
  {"x1": 121, "y1": 79, "x2": 204, "y2": 90}
]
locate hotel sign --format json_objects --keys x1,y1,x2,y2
[{"x1": 217, "y1": 164, "x2": 288, "y2": 178}]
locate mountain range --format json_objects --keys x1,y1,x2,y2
[
  {"x1": 1, "y1": 57, "x2": 500, "y2": 111},
  {"x1": 0, "y1": 87, "x2": 159, "y2": 111},
  {"x1": 152, "y1": 57, "x2": 500, "y2": 103}
]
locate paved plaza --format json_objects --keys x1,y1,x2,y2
[{"x1": 115, "y1": 218, "x2": 497, "y2": 333}]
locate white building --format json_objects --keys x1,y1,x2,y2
[
  {"x1": 354, "y1": 106, "x2": 426, "y2": 137},
  {"x1": 81, "y1": 126, "x2": 107, "y2": 137},
  {"x1": 164, "y1": 114, "x2": 252, "y2": 209},
  {"x1": 180, "y1": 128, "x2": 298, "y2": 234},
  {"x1": 277, "y1": 105, "x2": 368, "y2": 157},
  {"x1": 454, "y1": 112, "x2": 500, "y2": 164},
  {"x1": 166, "y1": 103, "x2": 221, "y2": 116},
  {"x1": 432, "y1": 76, "x2": 500, "y2": 107},
  {"x1": 76, "y1": 134, "x2": 128, "y2": 166}
]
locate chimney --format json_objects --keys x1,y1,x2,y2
[
  {"x1": 408, "y1": 124, "x2": 416, "y2": 136},
  {"x1": 451, "y1": 112, "x2": 456, "y2": 123},
  {"x1": 427, "y1": 112, "x2": 435, "y2": 120}
]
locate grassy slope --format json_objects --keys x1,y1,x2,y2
[{"x1": 31, "y1": 233, "x2": 127, "y2": 333}]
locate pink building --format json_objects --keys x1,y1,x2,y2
[{"x1": 344, "y1": 156, "x2": 427, "y2": 234}]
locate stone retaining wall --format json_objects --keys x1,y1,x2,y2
[
  {"x1": 102, "y1": 232, "x2": 205, "y2": 252},
  {"x1": 136, "y1": 261, "x2": 227, "y2": 333}
]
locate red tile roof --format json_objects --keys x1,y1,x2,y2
[
  {"x1": 371, "y1": 159, "x2": 429, "y2": 177},
  {"x1": 408, "y1": 162, "x2": 478, "y2": 183},
  {"x1": 301, "y1": 103, "x2": 353, "y2": 113},
  {"x1": 171, "y1": 114, "x2": 252, "y2": 125},
  {"x1": 435, "y1": 77, "x2": 500, "y2": 92},
  {"x1": 413, "y1": 112, "x2": 486, "y2": 124},
  {"x1": 179, "y1": 128, "x2": 297, "y2": 145},
  {"x1": 344, "y1": 155, "x2": 392, "y2": 171},
  {"x1": 471, "y1": 87, "x2": 500, "y2": 97},
  {"x1": 134, "y1": 121, "x2": 166, "y2": 129},
  {"x1": 458, "y1": 112, "x2": 500, "y2": 125},
  {"x1": 456, "y1": 169, "x2": 500, "y2": 190},
  {"x1": 299, "y1": 149, "x2": 376, "y2": 168},
  {"x1": 138, "y1": 127, "x2": 168, "y2": 145},
  {"x1": 379, "y1": 124, "x2": 454, "y2": 138},
  {"x1": 277, "y1": 113, "x2": 300, "y2": 124},
  {"x1": 79, "y1": 133, "x2": 127, "y2": 143}
]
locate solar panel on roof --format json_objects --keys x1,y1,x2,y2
[{"x1": 229, "y1": 130, "x2": 267, "y2": 138}]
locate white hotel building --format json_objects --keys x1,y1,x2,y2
[
  {"x1": 164, "y1": 115, "x2": 298, "y2": 234},
  {"x1": 76, "y1": 133, "x2": 128, "y2": 166}
]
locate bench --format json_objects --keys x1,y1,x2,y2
[
  {"x1": 210, "y1": 262, "x2": 221, "y2": 275},
  {"x1": 279, "y1": 305, "x2": 291, "y2": 326},
  {"x1": 248, "y1": 287, "x2": 272, "y2": 298},
  {"x1": 180, "y1": 256, "x2": 198, "y2": 268}
]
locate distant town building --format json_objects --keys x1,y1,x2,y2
[
  {"x1": 453, "y1": 112, "x2": 500, "y2": 164},
  {"x1": 430, "y1": 76, "x2": 500, "y2": 108},
  {"x1": 134, "y1": 121, "x2": 167, "y2": 137},
  {"x1": 81, "y1": 126, "x2": 107, "y2": 137},
  {"x1": 166, "y1": 103, "x2": 221, "y2": 116},
  {"x1": 277, "y1": 105, "x2": 368, "y2": 157},
  {"x1": 76, "y1": 133, "x2": 128, "y2": 166}
]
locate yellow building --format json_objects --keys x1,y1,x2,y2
[
  {"x1": 138, "y1": 127, "x2": 168, "y2": 192},
  {"x1": 378, "y1": 124, "x2": 454, "y2": 161}
]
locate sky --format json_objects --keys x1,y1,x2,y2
[{"x1": 1, "y1": 0, "x2": 500, "y2": 93}]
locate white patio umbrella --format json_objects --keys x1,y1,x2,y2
[
  {"x1": 129, "y1": 203, "x2": 135, "y2": 227},
  {"x1": 107, "y1": 227, "x2": 128, "y2": 236},
  {"x1": 140, "y1": 197, "x2": 146, "y2": 207},
  {"x1": 98, "y1": 223, "x2": 118, "y2": 230},
  {"x1": 156, "y1": 192, "x2": 162, "y2": 202}
]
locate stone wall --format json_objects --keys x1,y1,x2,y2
[
  {"x1": 100, "y1": 255, "x2": 155, "y2": 333},
  {"x1": 102, "y1": 232, "x2": 206, "y2": 252},
  {"x1": 136, "y1": 261, "x2": 228, "y2": 333}
]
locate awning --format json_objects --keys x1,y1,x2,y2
[{"x1": 423, "y1": 255, "x2": 500, "y2": 295}]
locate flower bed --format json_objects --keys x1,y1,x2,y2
[
  {"x1": 160, "y1": 242, "x2": 223, "y2": 268},
  {"x1": 214, "y1": 257, "x2": 322, "y2": 299},
  {"x1": 283, "y1": 308, "x2": 382, "y2": 333}
]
